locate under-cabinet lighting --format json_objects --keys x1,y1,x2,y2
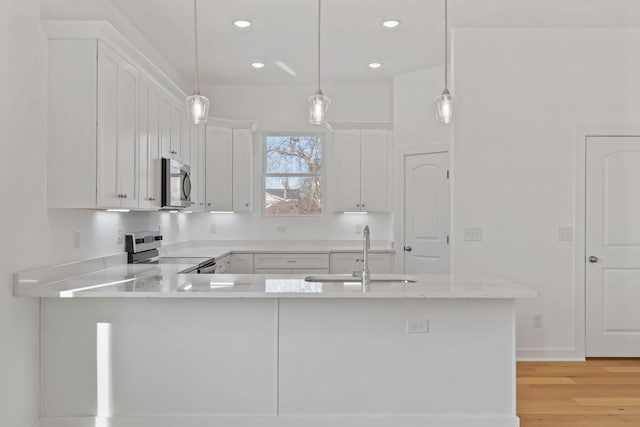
[
  {"x1": 233, "y1": 19, "x2": 252, "y2": 28},
  {"x1": 343, "y1": 211, "x2": 369, "y2": 215},
  {"x1": 382, "y1": 19, "x2": 401, "y2": 28},
  {"x1": 210, "y1": 211, "x2": 234, "y2": 214},
  {"x1": 168, "y1": 210, "x2": 179, "y2": 214},
  {"x1": 368, "y1": 62, "x2": 383, "y2": 69},
  {"x1": 106, "y1": 209, "x2": 130, "y2": 213},
  {"x1": 251, "y1": 62, "x2": 265, "y2": 69},
  {"x1": 182, "y1": 284, "x2": 193, "y2": 291},
  {"x1": 183, "y1": 211, "x2": 193, "y2": 214}
]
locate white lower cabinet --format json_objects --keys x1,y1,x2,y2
[
  {"x1": 229, "y1": 254, "x2": 254, "y2": 274},
  {"x1": 254, "y1": 253, "x2": 330, "y2": 272},
  {"x1": 215, "y1": 255, "x2": 231, "y2": 274},
  {"x1": 254, "y1": 268, "x2": 329, "y2": 274},
  {"x1": 329, "y1": 252, "x2": 392, "y2": 275}
]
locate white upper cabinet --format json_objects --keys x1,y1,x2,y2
[
  {"x1": 189, "y1": 124, "x2": 206, "y2": 212},
  {"x1": 138, "y1": 75, "x2": 162, "y2": 210},
  {"x1": 333, "y1": 129, "x2": 391, "y2": 212},
  {"x1": 233, "y1": 129, "x2": 253, "y2": 212},
  {"x1": 95, "y1": 42, "x2": 139, "y2": 209},
  {"x1": 205, "y1": 126, "x2": 254, "y2": 212},
  {"x1": 161, "y1": 94, "x2": 187, "y2": 162},
  {"x1": 205, "y1": 126, "x2": 233, "y2": 211}
]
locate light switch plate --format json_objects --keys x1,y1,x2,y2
[
  {"x1": 277, "y1": 225, "x2": 287, "y2": 233},
  {"x1": 558, "y1": 226, "x2": 573, "y2": 242},
  {"x1": 463, "y1": 227, "x2": 483, "y2": 241},
  {"x1": 407, "y1": 319, "x2": 429, "y2": 334}
]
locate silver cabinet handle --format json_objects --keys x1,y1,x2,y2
[
  {"x1": 588, "y1": 256, "x2": 599, "y2": 263},
  {"x1": 404, "y1": 246, "x2": 412, "y2": 252}
]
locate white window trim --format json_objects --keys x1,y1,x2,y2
[{"x1": 261, "y1": 131, "x2": 326, "y2": 218}]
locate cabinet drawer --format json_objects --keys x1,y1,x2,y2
[
  {"x1": 254, "y1": 253, "x2": 329, "y2": 270},
  {"x1": 330, "y1": 252, "x2": 392, "y2": 274}
]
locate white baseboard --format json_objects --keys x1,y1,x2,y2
[
  {"x1": 517, "y1": 348, "x2": 585, "y2": 361},
  {"x1": 41, "y1": 415, "x2": 519, "y2": 427}
]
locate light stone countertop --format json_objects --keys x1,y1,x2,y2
[{"x1": 14, "y1": 254, "x2": 537, "y2": 299}]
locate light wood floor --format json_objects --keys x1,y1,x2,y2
[{"x1": 517, "y1": 359, "x2": 640, "y2": 427}]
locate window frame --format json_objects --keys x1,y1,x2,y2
[{"x1": 262, "y1": 131, "x2": 326, "y2": 218}]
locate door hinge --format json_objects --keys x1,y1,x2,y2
[{"x1": 446, "y1": 170, "x2": 450, "y2": 179}]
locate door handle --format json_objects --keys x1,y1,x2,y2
[
  {"x1": 588, "y1": 256, "x2": 599, "y2": 263},
  {"x1": 404, "y1": 246, "x2": 412, "y2": 252}
]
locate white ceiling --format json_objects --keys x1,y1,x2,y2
[{"x1": 105, "y1": 0, "x2": 640, "y2": 86}]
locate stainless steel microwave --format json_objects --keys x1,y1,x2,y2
[{"x1": 161, "y1": 158, "x2": 192, "y2": 209}]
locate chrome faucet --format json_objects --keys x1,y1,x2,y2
[{"x1": 362, "y1": 225, "x2": 371, "y2": 286}]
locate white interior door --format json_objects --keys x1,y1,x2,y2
[
  {"x1": 586, "y1": 136, "x2": 640, "y2": 357},
  {"x1": 403, "y1": 152, "x2": 450, "y2": 274}
]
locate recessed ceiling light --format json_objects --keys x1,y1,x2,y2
[
  {"x1": 251, "y1": 62, "x2": 265, "y2": 69},
  {"x1": 368, "y1": 62, "x2": 383, "y2": 69},
  {"x1": 382, "y1": 19, "x2": 400, "y2": 28},
  {"x1": 233, "y1": 19, "x2": 252, "y2": 28}
]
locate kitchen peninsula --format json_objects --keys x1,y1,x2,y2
[{"x1": 16, "y1": 252, "x2": 535, "y2": 427}]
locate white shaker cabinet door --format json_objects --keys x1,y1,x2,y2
[
  {"x1": 333, "y1": 130, "x2": 362, "y2": 212},
  {"x1": 361, "y1": 130, "x2": 390, "y2": 212},
  {"x1": 205, "y1": 126, "x2": 233, "y2": 211},
  {"x1": 96, "y1": 42, "x2": 139, "y2": 209},
  {"x1": 138, "y1": 75, "x2": 162, "y2": 209},
  {"x1": 116, "y1": 60, "x2": 140, "y2": 208},
  {"x1": 160, "y1": 94, "x2": 173, "y2": 159},
  {"x1": 233, "y1": 129, "x2": 253, "y2": 212}
]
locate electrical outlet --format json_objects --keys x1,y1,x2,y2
[
  {"x1": 558, "y1": 227, "x2": 573, "y2": 242},
  {"x1": 117, "y1": 229, "x2": 124, "y2": 245},
  {"x1": 533, "y1": 313, "x2": 544, "y2": 329},
  {"x1": 210, "y1": 224, "x2": 217, "y2": 234},
  {"x1": 74, "y1": 230, "x2": 81, "y2": 248},
  {"x1": 407, "y1": 319, "x2": 429, "y2": 334},
  {"x1": 463, "y1": 227, "x2": 483, "y2": 241},
  {"x1": 277, "y1": 225, "x2": 287, "y2": 233}
]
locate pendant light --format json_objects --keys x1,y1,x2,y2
[
  {"x1": 435, "y1": 0, "x2": 455, "y2": 124},
  {"x1": 308, "y1": 0, "x2": 330, "y2": 125},
  {"x1": 186, "y1": 0, "x2": 209, "y2": 125}
]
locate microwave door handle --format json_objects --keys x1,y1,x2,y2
[{"x1": 182, "y1": 172, "x2": 192, "y2": 200}]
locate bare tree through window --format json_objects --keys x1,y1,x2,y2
[{"x1": 265, "y1": 135, "x2": 322, "y2": 215}]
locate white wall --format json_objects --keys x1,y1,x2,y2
[
  {"x1": 202, "y1": 84, "x2": 392, "y2": 129},
  {"x1": 393, "y1": 66, "x2": 451, "y2": 147},
  {"x1": 451, "y1": 27, "x2": 640, "y2": 358},
  {"x1": 40, "y1": 0, "x2": 190, "y2": 93}
]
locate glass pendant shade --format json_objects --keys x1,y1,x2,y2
[
  {"x1": 308, "y1": 90, "x2": 331, "y2": 125},
  {"x1": 186, "y1": 93, "x2": 209, "y2": 125},
  {"x1": 435, "y1": 89, "x2": 455, "y2": 124}
]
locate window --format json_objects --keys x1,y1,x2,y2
[{"x1": 264, "y1": 134, "x2": 323, "y2": 216}]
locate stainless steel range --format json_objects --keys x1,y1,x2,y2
[{"x1": 125, "y1": 230, "x2": 163, "y2": 264}]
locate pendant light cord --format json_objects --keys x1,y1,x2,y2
[
  {"x1": 444, "y1": 0, "x2": 449, "y2": 90},
  {"x1": 317, "y1": 0, "x2": 322, "y2": 91},
  {"x1": 193, "y1": 0, "x2": 201, "y2": 93}
]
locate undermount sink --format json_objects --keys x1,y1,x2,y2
[{"x1": 304, "y1": 274, "x2": 417, "y2": 283}]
